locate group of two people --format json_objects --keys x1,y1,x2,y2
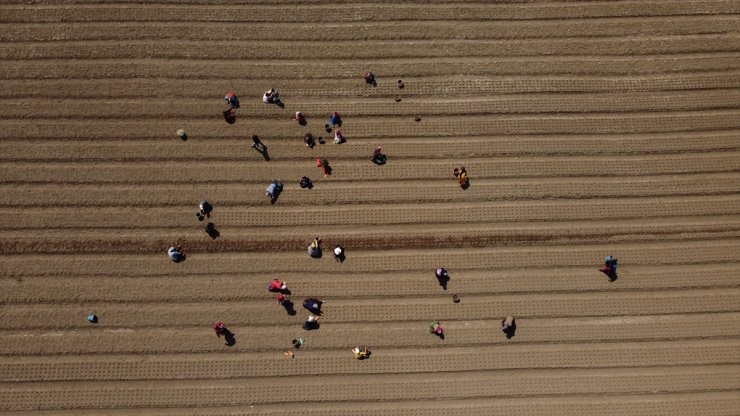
[{"x1": 308, "y1": 237, "x2": 345, "y2": 262}]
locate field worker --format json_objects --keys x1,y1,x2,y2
[
  {"x1": 267, "y1": 277, "x2": 288, "y2": 293},
  {"x1": 212, "y1": 322, "x2": 227, "y2": 337},
  {"x1": 429, "y1": 320, "x2": 444, "y2": 337},
  {"x1": 308, "y1": 237, "x2": 322, "y2": 258},
  {"x1": 316, "y1": 158, "x2": 329, "y2": 177},
  {"x1": 197, "y1": 200, "x2": 212, "y2": 221},
  {"x1": 334, "y1": 246, "x2": 345, "y2": 262},
  {"x1": 304, "y1": 133, "x2": 315, "y2": 148},
  {"x1": 353, "y1": 346, "x2": 371, "y2": 359},
  {"x1": 501, "y1": 316, "x2": 516, "y2": 338},
  {"x1": 277, "y1": 294, "x2": 287, "y2": 305},
  {"x1": 329, "y1": 112, "x2": 342, "y2": 127},
  {"x1": 167, "y1": 246, "x2": 184, "y2": 262},
  {"x1": 435, "y1": 267, "x2": 449, "y2": 288},
  {"x1": 263, "y1": 88, "x2": 281, "y2": 105},
  {"x1": 333, "y1": 129, "x2": 345, "y2": 144},
  {"x1": 600, "y1": 255, "x2": 618, "y2": 280},
  {"x1": 303, "y1": 298, "x2": 324, "y2": 316},
  {"x1": 501, "y1": 316, "x2": 514, "y2": 332},
  {"x1": 295, "y1": 111, "x2": 305, "y2": 124},
  {"x1": 454, "y1": 166, "x2": 468, "y2": 188},
  {"x1": 363, "y1": 71, "x2": 376, "y2": 85},
  {"x1": 266, "y1": 180, "x2": 283, "y2": 204},
  {"x1": 371, "y1": 146, "x2": 386, "y2": 165},
  {"x1": 224, "y1": 91, "x2": 240, "y2": 109}
]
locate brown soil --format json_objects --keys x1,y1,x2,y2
[{"x1": 0, "y1": 1, "x2": 739, "y2": 414}]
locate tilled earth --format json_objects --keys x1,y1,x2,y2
[{"x1": 0, "y1": 1, "x2": 739, "y2": 414}]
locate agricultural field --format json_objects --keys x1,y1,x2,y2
[{"x1": 0, "y1": 0, "x2": 739, "y2": 414}]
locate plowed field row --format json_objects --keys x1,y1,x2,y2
[
  {"x1": 3, "y1": 337, "x2": 739, "y2": 375},
  {"x1": 2, "y1": 1, "x2": 737, "y2": 23},
  {"x1": 2, "y1": 365, "x2": 739, "y2": 411},
  {"x1": 4, "y1": 153, "x2": 737, "y2": 184},
  {"x1": 5, "y1": 288, "x2": 738, "y2": 330},
  {"x1": 4, "y1": 54, "x2": 740, "y2": 79},
  {"x1": 3, "y1": 239, "x2": 736, "y2": 277},
  {"x1": 4, "y1": 112, "x2": 739, "y2": 140},
  {"x1": 5, "y1": 90, "x2": 740, "y2": 120},
  {"x1": 3, "y1": 264, "x2": 738, "y2": 304},
  {"x1": 2, "y1": 174, "x2": 737, "y2": 207},
  {"x1": 2, "y1": 216, "x2": 738, "y2": 254},
  {"x1": 8, "y1": 393, "x2": 739, "y2": 416},
  {"x1": 3, "y1": 72, "x2": 738, "y2": 98},
  {"x1": 6, "y1": 393, "x2": 737, "y2": 416},
  {"x1": 4, "y1": 16, "x2": 738, "y2": 42},
  {"x1": 5, "y1": 35, "x2": 739, "y2": 59},
  {"x1": 4, "y1": 132, "x2": 739, "y2": 162}
]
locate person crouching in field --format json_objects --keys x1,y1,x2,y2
[
  {"x1": 308, "y1": 237, "x2": 322, "y2": 258},
  {"x1": 267, "y1": 277, "x2": 289, "y2": 294},
  {"x1": 371, "y1": 146, "x2": 386, "y2": 165},
  {"x1": 167, "y1": 245, "x2": 185, "y2": 262},
  {"x1": 224, "y1": 91, "x2": 240, "y2": 110},
  {"x1": 600, "y1": 255, "x2": 618, "y2": 281},
  {"x1": 430, "y1": 321, "x2": 445, "y2": 338},
  {"x1": 353, "y1": 346, "x2": 371, "y2": 359},
  {"x1": 263, "y1": 88, "x2": 282, "y2": 106},
  {"x1": 453, "y1": 166, "x2": 469, "y2": 189}
]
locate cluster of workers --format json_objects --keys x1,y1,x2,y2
[{"x1": 162, "y1": 71, "x2": 621, "y2": 360}]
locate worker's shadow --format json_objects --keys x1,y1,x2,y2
[
  {"x1": 223, "y1": 329, "x2": 236, "y2": 346},
  {"x1": 255, "y1": 145, "x2": 270, "y2": 161},
  {"x1": 205, "y1": 223, "x2": 220, "y2": 240},
  {"x1": 302, "y1": 321, "x2": 320, "y2": 331},
  {"x1": 223, "y1": 110, "x2": 236, "y2": 124},
  {"x1": 282, "y1": 300, "x2": 297, "y2": 316}
]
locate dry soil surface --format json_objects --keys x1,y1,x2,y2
[{"x1": 0, "y1": 1, "x2": 739, "y2": 414}]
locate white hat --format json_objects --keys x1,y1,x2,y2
[{"x1": 334, "y1": 247, "x2": 343, "y2": 255}]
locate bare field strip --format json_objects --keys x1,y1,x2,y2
[
  {"x1": 3, "y1": 16, "x2": 739, "y2": 42},
  {"x1": 2, "y1": 72, "x2": 739, "y2": 99},
  {"x1": 3, "y1": 153, "x2": 738, "y2": 184},
  {"x1": 2, "y1": 1, "x2": 738, "y2": 23},
  {"x1": 4, "y1": 34, "x2": 740, "y2": 60},
  {"x1": 2, "y1": 239, "x2": 737, "y2": 277},
  {"x1": 4, "y1": 90, "x2": 740, "y2": 120},
  {"x1": 3, "y1": 337, "x2": 740, "y2": 374},
  {"x1": 2, "y1": 174, "x2": 738, "y2": 208},
  {"x1": 5, "y1": 393, "x2": 739, "y2": 416},
  {"x1": 2, "y1": 366, "x2": 739, "y2": 411},
  {"x1": 2, "y1": 111, "x2": 739, "y2": 140},
  {"x1": 3, "y1": 264, "x2": 739, "y2": 304},
  {"x1": 1, "y1": 0, "x2": 738, "y2": 414},
  {"x1": 3, "y1": 132, "x2": 739, "y2": 162},
  {"x1": 4, "y1": 54, "x2": 740, "y2": 79}
]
